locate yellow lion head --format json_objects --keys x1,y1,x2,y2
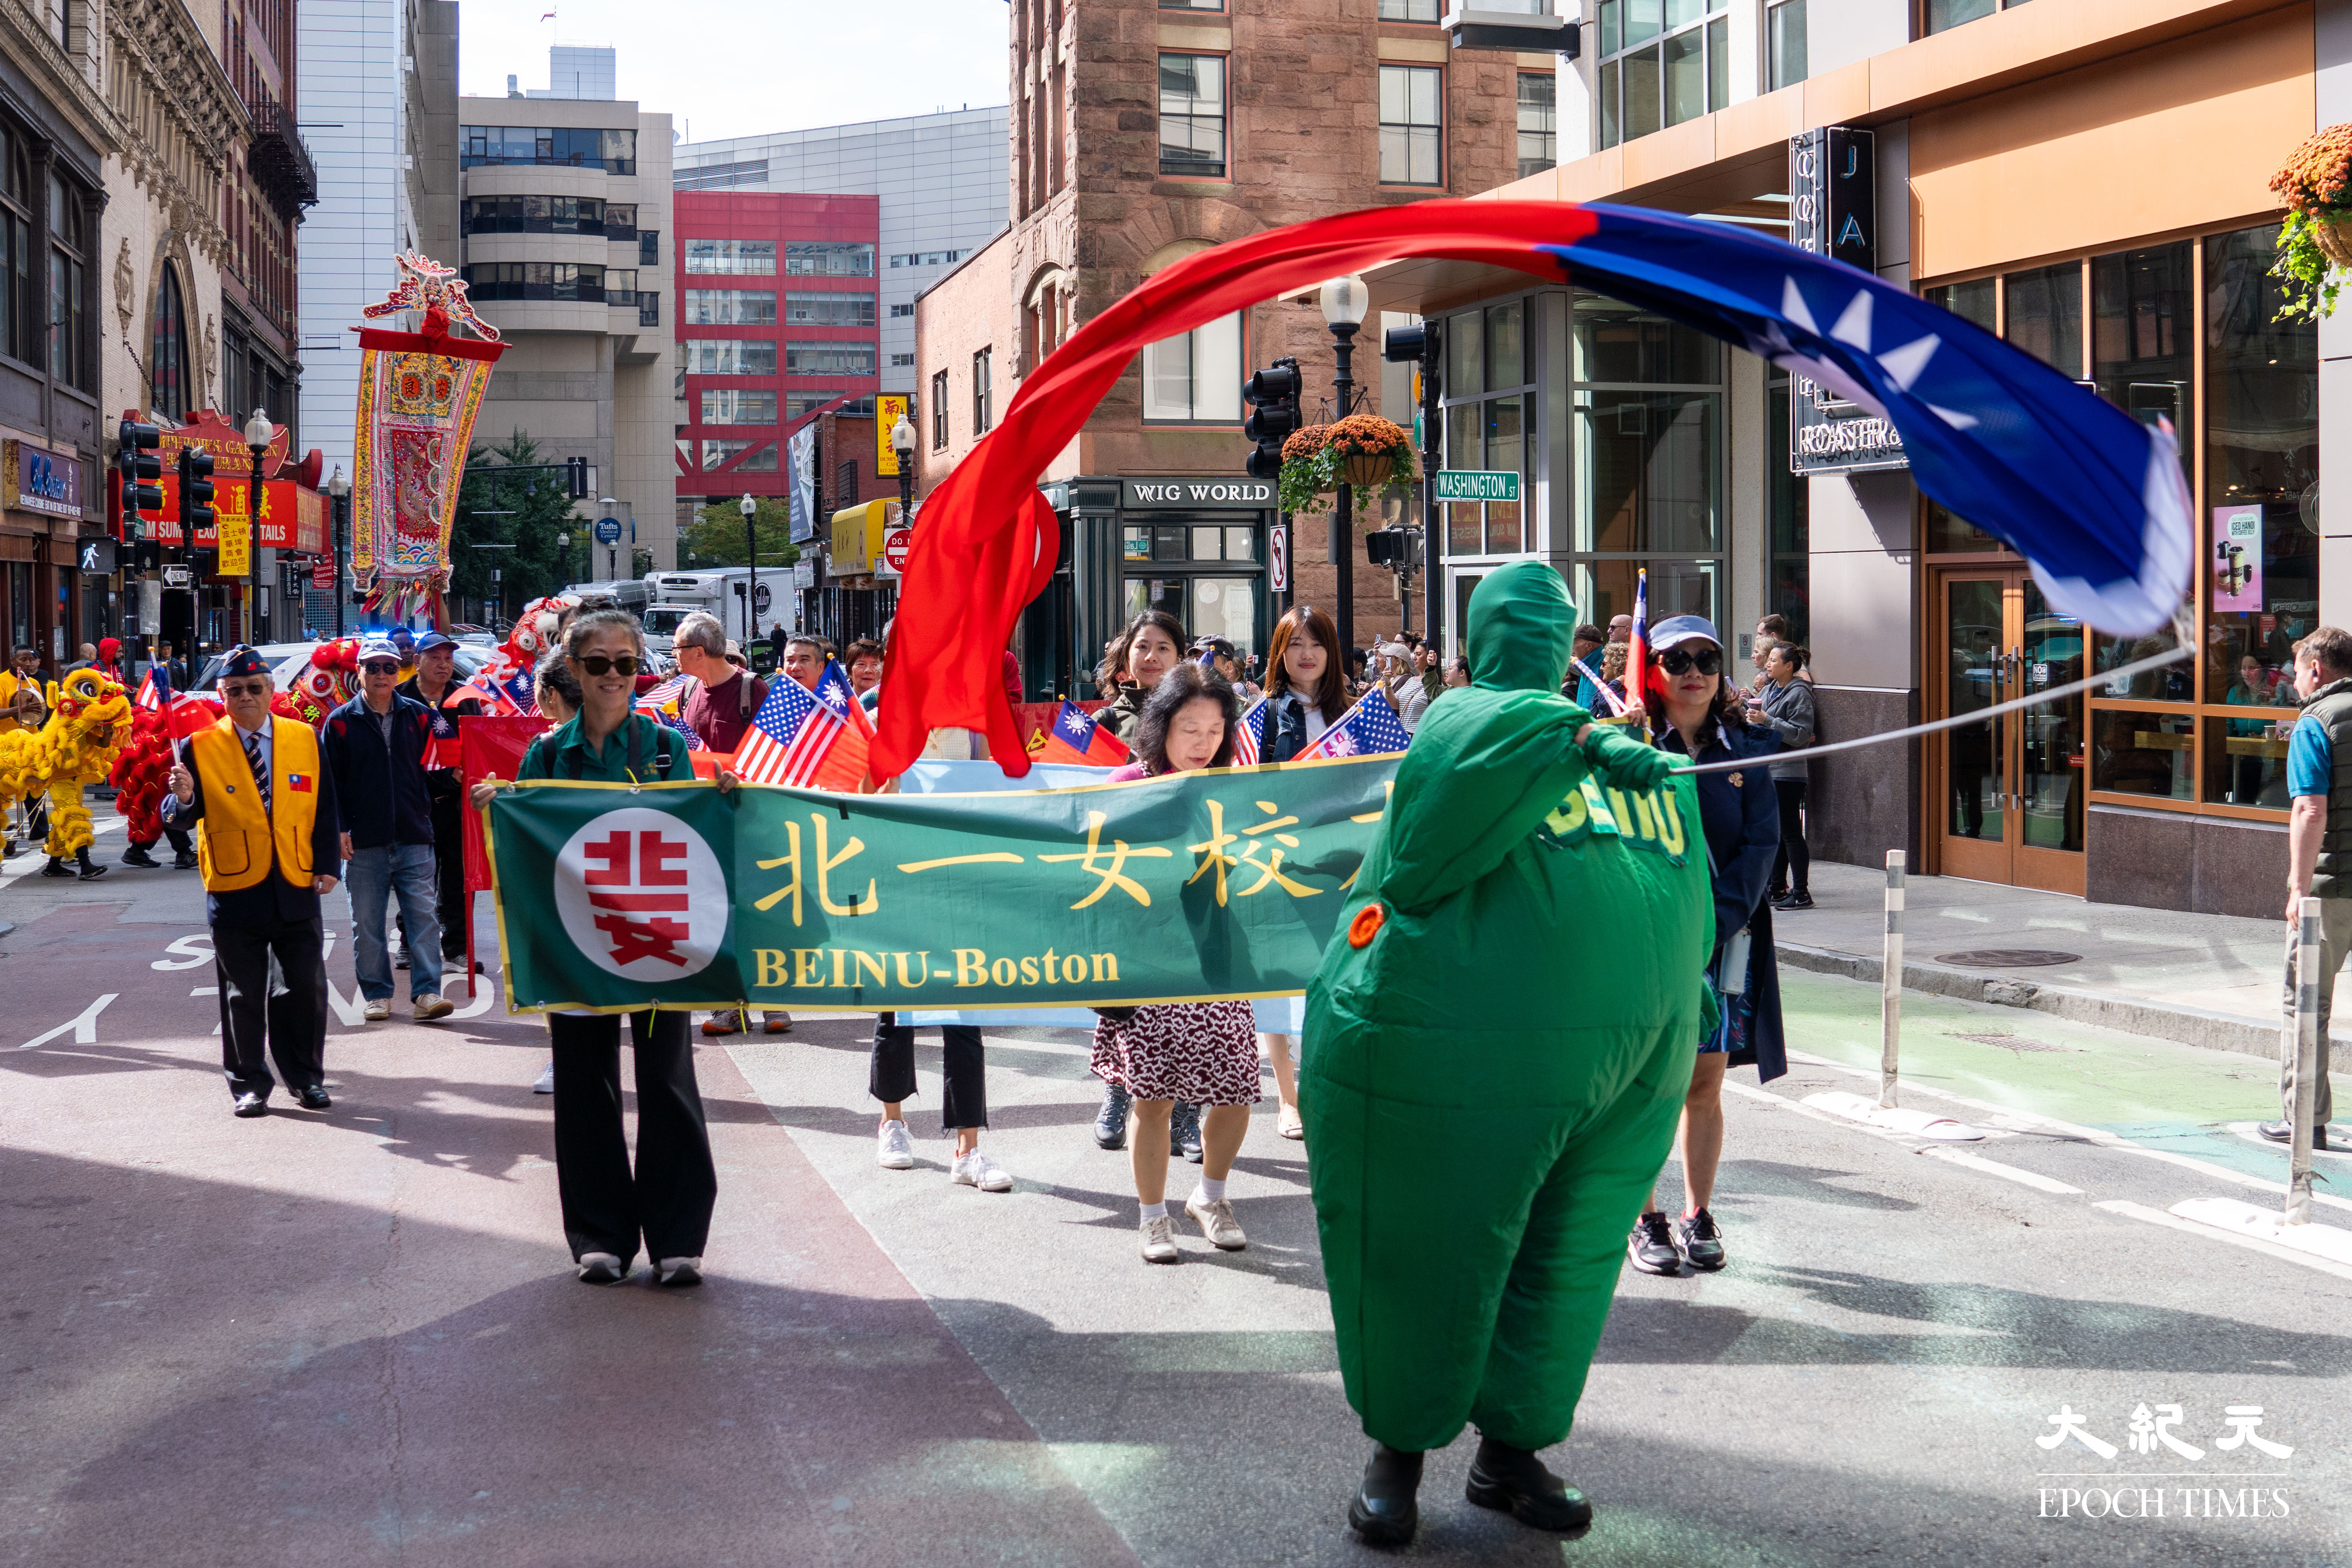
[{"x1": 46, "y1": 668, "x2": 131, "y2": 779}]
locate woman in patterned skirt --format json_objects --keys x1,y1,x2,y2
[{"x1": 1092, "y1": 660, "x2": 1262, "y2": 1264}]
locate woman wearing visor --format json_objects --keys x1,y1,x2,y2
[{"x1": 1625, "y1": 615, "x2": 1785, "y2": 1278}]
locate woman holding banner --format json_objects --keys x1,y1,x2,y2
[
  {"x1": 1095, "y1": 661, "x2": 1260, "y2": 1264},
  {"x1": 1250, "y1": 605, "x2": 1353, "y2": 1142},
  {"x1": 473, "y1": 610, "x2": 728, "y2": 1288}
]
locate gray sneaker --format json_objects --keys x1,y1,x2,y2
[
  {"x1": 1186, "y1": 1195, "x2": 1247, "y2": 1251},
  {"x1": 1139, "y1": 1214, "x2": 1180, "y2": 1264}
]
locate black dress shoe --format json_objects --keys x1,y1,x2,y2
[
  {"x1": 1466, "y1": 1438, "x2": 1593, "y2": 1531},
  {"x1": 1347, "y1": 1443, "x2": 1422, "y2": 1546},
  {"x1": 232, "y1": 1092, "x2": 268, "y2": 1118},
  {"x1": 2257, "y1": 1119, "x2": 2329, "y2": 1150},
  {"x1": 299, "y1": 1084, "x2": 333, "y2": 1111}
]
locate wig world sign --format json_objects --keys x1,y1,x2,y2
[{"x1": 486, "y1": 757, "x2": 1700, "y2": 1012}]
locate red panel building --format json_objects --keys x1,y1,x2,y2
[{"x1": 673, "y1": 192, "x2": 880, "y2": 504}]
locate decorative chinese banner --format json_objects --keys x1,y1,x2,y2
[
  {"x1": 352, "y1": 253, "x2": 506, "y2": 626},
  {"x1": 488, "y1": 759, "x2": 1702, "y2": 1014},
  {"x1": 217, "y1": 499, "x2": 250, "y2": 577}
]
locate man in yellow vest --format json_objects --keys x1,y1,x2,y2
[{"x1": 161, "y1": 647, "x2": 344, "y2": 1118}]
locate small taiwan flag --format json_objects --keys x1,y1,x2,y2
[
  {"x1": 287, "y1": 772, "x2": 314, "y2": 793},
  {"x1": 1036, "y1": 700, "x2": 1130, "y2": 768}
]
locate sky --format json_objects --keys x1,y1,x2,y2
[{"x1": 459, "y1": 0, "x2": 1012, "y2": 144}]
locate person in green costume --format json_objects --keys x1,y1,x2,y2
[{"x1": 1301, "y1": 560, "x2": 1716, "y2": 1545}]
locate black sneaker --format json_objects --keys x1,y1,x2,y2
[
  {"x1": 1628, "y1": 1212, "x2": 1681, "y2": 1275},
  {"x1": 121, "y1": 846, "x2": 162, "y2": 868},
  {"x1": 1093, "y1": 1083, "x2": 1130, "y2": 1150},
  {"x1": 1171, "y1": 1100, "x2": 1204, "y2": 1164},
  {"x1": 1676, "y1": 1208, "x2": 1727, "y2": 1271},
  {"x1": 171, "y1": 850, "x2": 199, "y2": 870},
  {"x1": 2257, "y1": 1120, "x2": 2330, "y2": 1150},
  {"x1": 1774, "y1": 890, "x2": 1814, "y2": 910}
]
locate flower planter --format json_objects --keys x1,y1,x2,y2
[
  {"x1": 1342, "y1": 452, "x2": 1393, "y2": 488},
  {"x1": 2316, "y1": 213, "x2": 2352, "y2": 270}
]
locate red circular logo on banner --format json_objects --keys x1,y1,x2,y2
[{"x1": 551, "y1": 808, "x2": 731, "y2": 980}]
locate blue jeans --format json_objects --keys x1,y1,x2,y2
[{"x1": 349, "y1": 843, "x2": 444, "y2": 1002}]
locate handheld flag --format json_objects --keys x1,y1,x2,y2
[
  {"x1": 734, "y1": 660, "x2": 871, "y2": 790},
  {"x1": 1036, "y1": 700, "x2": 1130, "y2": 768},
  {"x1": 1624, "y1": 569, "x2": 1649, "y2": 712},
  {"x1": 134, "y1": 668, "x2": 168, "y2": 712},
  {"x1": 1230, "y1": 696, "x2": 1268, "y2": 766},
  {"x1": 420, "y1": 708, "x2": 460, "y2": 770},
  {"x1": 451, "y1": 676, "x2": 524, "y2": 717},
  {"x1": 1567, "y1": 655, "x2": 1626, "y2": 716},
  {"x1": 1296, "y1": 689, "x2": 1413, "y2": 760}
]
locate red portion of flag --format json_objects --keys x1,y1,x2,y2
[
  {"x1": 287, "y1": 772, "x2": 313, "y2": 793},
  {"x1": 1625, "y1": 568, "x2": 1651, "y2": 714},
  {"x1": 871, "y1": 201, "x2": 1601, "y2": 780}
]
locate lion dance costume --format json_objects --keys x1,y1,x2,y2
[
  {"x1": 3, "y1": 668, "x2": 134, "y2": 879},
  {"x1": 1301, "y1": 562, "x2": 1715, "y2": 1544}
]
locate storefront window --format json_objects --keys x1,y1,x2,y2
[
  {"x1": 2002, "y1": 261, "x2": 2082, "y2": 376},
  {"x1": 1442, "y1": 300, "x2": 1534, "y2": 557},
  {"x1": 1769, "y1": 378, "x2": 1808, "y2": 643},
  {"x1": 2092, "y1": 241, "x2": 2192, "y2": 479},
  {"x1": 2203, "y1": 223, "x2": 2319, "y2": 705},
  {"x1": 2091, "y1": 708, "x2": 2194, "y2": 800}
]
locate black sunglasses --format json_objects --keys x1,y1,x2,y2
[
  {"x1": 576, "y1": 654, "x2": 642, "y2": 677},
  {"x1": 1655, "y1": 647, "x2": 1723, "y2": 677}
]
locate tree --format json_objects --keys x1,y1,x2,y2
[
  {"x1": 680, "y1": 496, "x2": 800, "y2": 570},
  {"x1": 448, "y1": 430, "x2": 584, "y2": 617}
]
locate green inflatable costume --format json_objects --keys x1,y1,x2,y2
[{"x1": 1302, "y1": 562, "x2": 1714, "y2": 1500}]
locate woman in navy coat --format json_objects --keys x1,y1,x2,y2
[{"x1": 1624, "y1": 615, "x2": 1785, "y2": 1278}]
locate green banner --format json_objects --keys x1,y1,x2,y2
[{"x1": 487, "y1": 757, "x2": 1700, "y2": 1014}]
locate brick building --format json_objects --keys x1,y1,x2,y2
[{"x1": 917, "y1": 0, "x2": 1553, "y2": 697}]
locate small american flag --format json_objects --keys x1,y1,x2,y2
[
  {"x1": 637, "y1": 672, "x2": 693, "y2": 711},
  {"x1": 134, "y1": 668, "x2": 168, "y2": 712},
  {"x1": 1231, "y1": 696, "x2": 1268, "y2": 766},
  {"x1": 732, "y1": 659, "x2": 871, "y2": 789},
  {"x1": 1297, "y1": 689, "x2": 1413, "y2": 760}
]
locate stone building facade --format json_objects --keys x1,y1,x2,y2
[{"x1": 918, "y1": 0, "x2": 1552, "y2": 696}]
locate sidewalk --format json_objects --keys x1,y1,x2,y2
[{"x1": 1779, "y1": 861, "x2": 2327, "y2": 1058}]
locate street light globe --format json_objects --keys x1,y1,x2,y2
[
  {"x1": 326, "y1": 465, "x2": 349, "y2": 499},
  {"x1": 739, "y1": 492, "x2": 757, "y2": 519},
  {"x1": 242, "y1": 406, "x2": 273, "y2": 448},
  {"x1": 891, "y1": 415, "x2": 917, "y2": 456},
  {"x1": 1318, "y1": 275, "x2": 1371, "y2": 328}
]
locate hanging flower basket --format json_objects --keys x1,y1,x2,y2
[
  {"x1": 1278, "y1": 415, "x2": 1418, "y2": 516},
  {"x1": 2268, "y1": 123, "x2": 2352, "y2": 320}
]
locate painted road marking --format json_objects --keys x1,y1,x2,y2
[
  {"x1": 152, "y1": 934, "x2": 214, "y2": 971},
  {"x1": 19, "y1": 994, "x2": 118, "y2": 1049},
  {"x1": 0, "y1": 818, "x2": 123, "y2": 888},
  {"x1": 1916, "y1": 1144, "x2": 2083, "y2": 1194},
  {"x1": 2224, "y1": 1121, "x2": 2352, "y2": 1161},
  {"x1": 2169, "y1": 1196, "x2": 2352, "y2": 1267},
  {"x1": 2095, "y1": 1200, "x2": 2352, "y2": 1285}
]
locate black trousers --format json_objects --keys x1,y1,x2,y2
[
  {"x1": 131, "y1": 826, "x2": 192, "y2": 853},
  {"x1": 428, "y1": 786, "x2": 468, "y2": 959},
  {"x1": 548, "y1": 1010, "x2": 717, "y2": 1264},
  {"x1": 214, "y1": 915, "x2": 328, "y2": 1098},
  {"x1": 868, "y1": 1012, "x2": 988, "y2": 1132},
  {"x1": 1771, "y1": 779, "x2": 1810, "y2": 895}
]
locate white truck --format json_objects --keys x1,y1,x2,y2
[{"x1": 640, "y1": 568, "x2": 792, "y2": 665}]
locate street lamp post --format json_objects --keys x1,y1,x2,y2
[
  {"x1": 740, "y1": 492, "x2": 760, "y2": 651},
  {"x1": 557, "y1": 530, "x2": 571, "y2": 595},
  {"x1": 326, "y1": 465, "x2": 350, "y2": 638},
  {"x1": 242, "y1": 407, "x2": 272, "y2": 646},
  {"x1": 599, "y1": 495, "x2": 622, "y2": 582},
  {"x1": 891, "y1": 412, "x2": 917, "y2": 519},
  {"x1": 1319, "y1": 276, "x2": 1369, "y2": 657}
]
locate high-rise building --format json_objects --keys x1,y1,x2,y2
[
  {"x1": 456, "y1": 48, "x2": 677, "y2": 570},
  {"x1": 673, "y1": 110, "x2": 1008, "y2": 389}
]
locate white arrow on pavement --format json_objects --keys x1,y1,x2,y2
[{"x1": 20, "y1": 993, "x2": 119, "y2": 1049}]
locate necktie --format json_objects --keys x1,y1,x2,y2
[{"x1": 241, "y1": 728, "x2": 272, "y2": 815}]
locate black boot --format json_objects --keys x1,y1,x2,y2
[
  {"x1": 39, "y1": 856, "x2": 73, "y2": 878},
  {"x1": 1171, "y1": 1100, "x2": 1204, "y2": 1163},
  {"x1": 75, "y1": 848, "x2": 108, "y2": 880},
  {"x1": 1092, "y1": 1082, "x2": 1130, "y2": 1150},
  {"x1": 1466, "y1": 1436, "x2": 1592, "y2": 1532},
  {"x1": 1348, "y1": 1443, "x2": 1422, "y2": 1546}
]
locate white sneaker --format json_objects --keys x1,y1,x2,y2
[
  {"x1": 532, "y1": 1060, "x2": 556, "y2": 1095},
  {"x1": 656, "y1": 1256, "x2": 704, "y2": 1288},
  {"x1": 1139, "y1": 1214, "x2": 1180, "y2": 1264},
  {"x1": 951, "y1": 1148, "x2": 1012, "y2": 1192},
  {"x1": 876, "y1": 1119, "x2": 916, "y2": 1170},
  {"x1": 362, "y1": 998, "x2": 391, "y2": 1022},
  {"x1": 1186, "y1": 1195, "x2": 1248, "y2": 1251},
  {"x1": 412, "y1": 994, "x2": 454, "y2": 1021}
]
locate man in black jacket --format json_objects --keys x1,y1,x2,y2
[
  {"x1": 396, "y1": 630, "x2": 482, "y2": 967},
  {"x1": 160, "y1": 647, "x2": 344, "y2": 1117},
  {"x1": 322, "y1": 639, "x2": 453, "y2": 1023}
]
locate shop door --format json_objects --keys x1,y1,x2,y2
[{"x1": 1931, "y1": 569, "x2": 2086, "y2": 896}]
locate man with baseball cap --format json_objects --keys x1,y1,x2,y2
[
  {"x1": 161, "y1": 645, "x2": 344, "y2": 1117},
  {"x1": 324, "y1": 637, "x2": 452, "y2": 1023}
]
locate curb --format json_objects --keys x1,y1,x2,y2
[{"x1": 1775, "y1": 941, "x2": 2349, "y2": 1062}]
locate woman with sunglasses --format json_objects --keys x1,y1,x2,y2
[
  {"x1": 472, "y1": 609, "x2": 729, "y2": 1288},
  {"x1": 1625, "y1": 616, "x2": 1786, "y2": 1279}
]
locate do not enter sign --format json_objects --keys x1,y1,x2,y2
[{"x1": 882, "y1": 527, "x2": 913, "y2": 576}]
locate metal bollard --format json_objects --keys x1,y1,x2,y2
[
  {"x1": 2288, "y1": 896, "x2": 2321, "y2": 1226},
  {"x1": 1881, "y1": 850, "x2": 1905, "y2": 1111}
]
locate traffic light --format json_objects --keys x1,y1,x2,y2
[
  {"x1": 1365, "y1": 527, "x2": 1423, "y2": 569},
  {"x1": 1382, "y1": 324, "x2": 1428, "y2": 364},
  {"x1": 177, "y1": 447, "x2": 216, "y2": 538},
  {"x1": 115, "y1": 419, "x2": 161, "y2": 533},
  {"x1": 1242, "y1": 358, "x2": 1301, "y2": 483},
  {"x1": 566, "y1": 455, "x2": 589, "y2": 499}
]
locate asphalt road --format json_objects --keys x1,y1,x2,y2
[{"x1": 3, "y1": 853, "x2": 2348, "y2": 1565}]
